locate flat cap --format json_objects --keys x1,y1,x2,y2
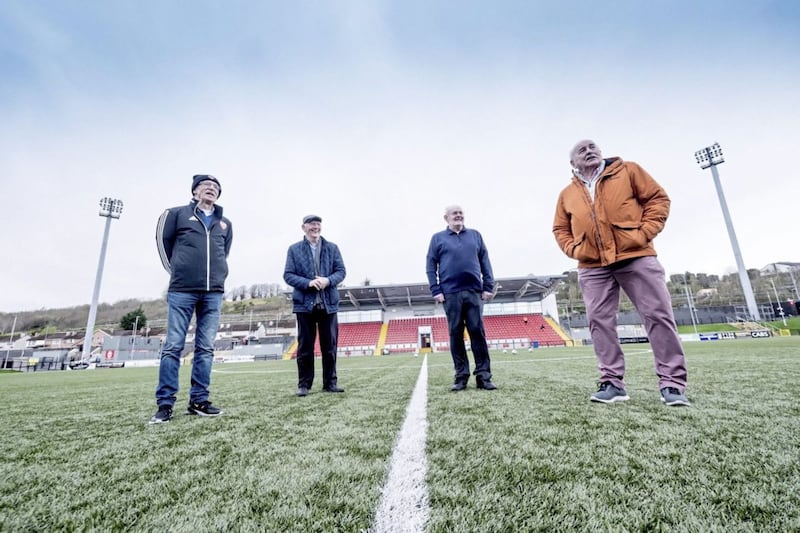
[{"x1": 302, "y1": 214, "x2": 322, "y2": 224}]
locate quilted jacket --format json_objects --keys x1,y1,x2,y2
[{"x1": 284, "y1": 237, "x2": 346, "y2": 313}]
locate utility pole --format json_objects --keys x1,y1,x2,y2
[
  {"x1": 683, "y1": 274, "x2": 698, "y2": 336},
  {"x1": 770, "y1": 279, "x2": 788, "y2": 326},
  {"x1": 131, "y1": 314, "x2": 139, "y2": 360},
  {"x1": 3, "y1": 316, "x2": 17, "y2": 370},
  {"x1": 787, "y1": 269, "x2": 800, "y2": 301}
]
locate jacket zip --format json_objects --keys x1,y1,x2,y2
[
  {"x1": 582, "y1": 178, "x2": 607, "y2": 266},
  {"x1": 309, "y1": 239, "x2": 325, "y2": 308},
  {"x1": 195, "y1": 205, "x2": 212, "y2": 291},
  {"x1": 205, "y1": 228, "x2": 211, "y2": 291}
]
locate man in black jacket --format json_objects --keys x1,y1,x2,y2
[
  {"x1": 150, "y1": 174, "x2": 233, "y2": 424},
  {"x1": 284, "y1": 214, "x2": 346, "y2": 397}
]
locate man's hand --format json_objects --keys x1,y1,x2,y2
[
  {"x1": 434, "y1": 294, "x2": 445, "y2": 303},
  {"x1": 481, "y1": 291, "x2": 493, "y2": 301},
  {"x1": 309, "y1": 276, "x2": 330, "y2": 290}
]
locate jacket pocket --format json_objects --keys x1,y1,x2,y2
[
  {"x1": 292, "y1": 290, "x2": 306, "y2": 306},
  {"x1": 568, "y1": 233, "x2": 584, "y2": 259},
  {"x1": 613, "y1": 225, "x2": 647, "y2": 254},
  {"x1": 571, "y1": 232, "x2": 600, "y2": 263}
]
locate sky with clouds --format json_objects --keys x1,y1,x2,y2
[{"x1": 1, "y1": 0, "x2": 799, "y2": 313}]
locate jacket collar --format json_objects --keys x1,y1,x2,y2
[{"x1": 190, "y1": 198, "x2": 223, "y2": 217}]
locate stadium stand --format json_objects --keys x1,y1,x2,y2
[
  {"x1": 381, "y1": 314, "x2": 565, "y2": 353},
  {"x1": 289, "y1": 321, "x2": 384, "y2": 357},
  {"x1": 339, "y1": 321, "x2": 383, "y2": 356},
  {"x1": 285, "y1": 276, "x2": 568, "y2": 357},
  {"x1": 287, "y1": 314, "x2": 566, "y2": 357},
  {"x1": 383, "y1": 317, "x2": 449, "y2": 353},
  {"x1": 483, "y1": 314, "x2": 565, "y2": 347}
]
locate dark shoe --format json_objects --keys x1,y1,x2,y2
[
  {"x1": 296, "y1": 387, "x2": 309, "y2": 397},
  {"x1": 477, "y1": 380, "x2": 497, "y2": 391},
  {"x1": 187, "y1": 401, "x2": 223, "y2": 416},
  {"x1": 149, "y1": 405, "x2": 173, "y2": 424},
  {"x1": 590, "y1": 381, "x2": 630, "y2": 403},
  {"x1": 323, "y1": 384, "x2": 345, "y2": 393},
  {"x1": 450, "y1": 381, "x2": 467, "y2": 392},
  {"x1": 661, "y1": 387, "x2": 691, "y2": 406}
]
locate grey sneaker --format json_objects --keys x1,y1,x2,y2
[
  {"x1": 149, "y1": 405, "x2": 173, "y2": 424},
  {"x1": 661, "y1": 387, "x2": 691, "y2": 406},
  {"x1": 187, "y1": 401, "x2": 223, "y2": 417},
  {"x1": 590, "y1": 381, "x2": 630, "y2": 403}
]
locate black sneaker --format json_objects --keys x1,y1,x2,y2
[
  {"x1": 590, "y1": 381, "x2": 630, "y2": 403},
  {"x1": 187, "y1": 401, "x2": 223, "y2": 417},
  {"x1": 660, "y1": 387, "x2": 691, "y2": 407},
  {"x1": 149, "y1": 405, "x2": 173, "y2": 424},
  {"x1": 477, "y1": 379, "x2": 497, "y2": 391}
]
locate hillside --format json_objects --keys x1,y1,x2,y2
[
  {"x1": 2, "y1": 267, "x2": 796, "y2": 336},
  {"x1": 0, "y1": 296, "x2": 292, "y2": 336}
]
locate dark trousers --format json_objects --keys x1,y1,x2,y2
[
  {"x1": 295, "y1": 308, "x2": 339, "y2": 389},
  {"x1": 443, "y1": 290, "x2": 492, "y2": 383}
]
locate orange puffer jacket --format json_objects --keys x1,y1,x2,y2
[{"x1": 553, "y1": 157, "x2": 670, "y2": 269}]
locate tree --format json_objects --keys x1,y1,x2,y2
[{"x1": 120, "y1": 307, "x2": 147, "y2": 331}]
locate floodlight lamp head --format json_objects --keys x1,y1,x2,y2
[
  {"x1": 99, "y1": 197, "x2": 112, "y2": 216},
  {"x1": 98, "y1": 197, "x2": 124, "y2": 218},
  {"x1": 694, "y1": 142, "x2": 724, "y2": 169},
  {"x1": 110, "y1": 200, "x2": 124, "y2": 219}
]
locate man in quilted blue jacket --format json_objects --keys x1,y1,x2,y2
[{"x1": 284, "y1": 215, "x2": 347, "y2": 397}]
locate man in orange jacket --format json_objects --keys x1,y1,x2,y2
[{"x1": 553, "y1": 140, "x2": 690, "y2": 406}]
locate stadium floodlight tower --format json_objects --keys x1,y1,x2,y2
[
  {"x1": 81, "y1": 198, "x2": 124, "y2": 360},
  {"x1": 694, "y1": 143, "x2": 760, "y2": 321}
]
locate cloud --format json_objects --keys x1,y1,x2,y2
[{"x1": 1, "y1": 1, "x2": 798, "y2": 312}]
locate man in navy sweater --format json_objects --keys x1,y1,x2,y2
[{"x1": 426, "y1": 205, "x2": 497, "y2": 391}]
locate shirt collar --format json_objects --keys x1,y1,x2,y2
[{"x1": 573, "y1": 159, "x2": 606, "y2": 184}]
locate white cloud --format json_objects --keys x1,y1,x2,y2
[{"x1": 1, "y1": 2, "x2": 798, "y2": 312}]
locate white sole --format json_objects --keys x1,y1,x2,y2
[
  {"x1": 661, "y1": 398, "x2": 691, "y2": 407},
  {"x1": 186, "y1": 409, "x2": 223, "y2": 417},
  {"x1": 590, "y1": 395, "x2": 630, "y2": 403}
]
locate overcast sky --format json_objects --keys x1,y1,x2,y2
[{"x1": 1, "y1": 1, "x2": 798, "y2": 313}]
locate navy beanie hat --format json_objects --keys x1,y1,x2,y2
[{"x1": 191, "y1": 174, "x2": 222, "y2": 198}]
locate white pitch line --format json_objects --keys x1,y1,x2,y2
[{"x1": 370, "y1": 354, "x2": 429, "y2": 533}]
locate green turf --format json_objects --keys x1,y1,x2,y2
[
  {"x1": 676, "y1": 317, "x2": 800, "y2": 334},
  {"x1": 676, "y1": 323, "x2": 738, "y2": 333},
  {"x1": 1, "y1": 338, "x2": 799, "y2": 531}
]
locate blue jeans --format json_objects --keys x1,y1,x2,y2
[{"x1": 156, "y1": 291, "x2": 223, "y2": 407}]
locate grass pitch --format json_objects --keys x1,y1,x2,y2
[{"x1": 1, "y1": 337, "x2": 799, "y2": 531}]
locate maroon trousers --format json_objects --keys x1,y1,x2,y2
[{"x1": 578, "y1": 256, "x2": 688, "y2": 392}]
